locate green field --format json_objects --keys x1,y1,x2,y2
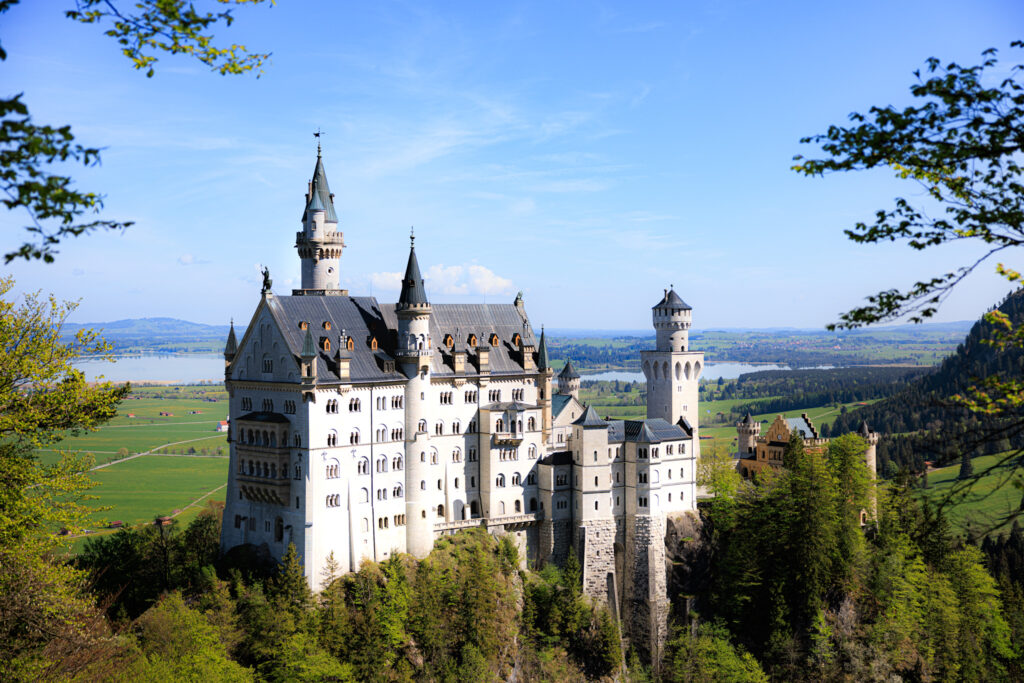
[{"x1": 923, "y1": 454, "x2": 1024, "y2": 537}]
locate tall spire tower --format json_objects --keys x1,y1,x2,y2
[{"x1": 295, "y1": 144, "x2": 345, "y2": 293}]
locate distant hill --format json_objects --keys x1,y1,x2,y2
[
  {"x1": 831, "y1": 289, "x2": 1024, "y2": 475},
  {"x1": 63, "y1": 318, "x2": 238, "y2": 342}
]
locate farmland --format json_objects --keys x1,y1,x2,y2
[{"x1": 923, "y1": 454, "x2": 1023, "y2": 538}]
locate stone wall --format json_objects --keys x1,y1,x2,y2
[
  {"x1": 624, "y1": 514, "x2": 669, "y2": 666},
  {"x1": 577, "y1": 519, "x2": 617, "y2": 604}
]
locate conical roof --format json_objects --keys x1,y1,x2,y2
[
  {"x1": 301, "y1": 152, "x2": 338, "y2": 223},
  {"x1": 740, "y1": 412, "x2": 753, "y2": 425},
  {"x1": 398, "y1": 241, "x2": 429, "y2": 307},
  {"x1": 559, "y1": 359, "x2": 580, "y2": 379},
  {"x1": 573, "y1": 405, "x2": 607, "y2": 428},
  {"x1": 537, "y1": 327, "x2": 550, "y2": 370},
  {"x1": 652, "y1": 288, "x2": 691, "y2": 310},
  {"x1": 224, "y1": 321, "x2": 237, "y2": 358},
  {"x1": 858, "y1": 420, "x2": 871, "y2": 437},
  {"x1": 301, "y1": 327, "x2": 317, "y2": 358}
]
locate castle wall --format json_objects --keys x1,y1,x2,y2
[
  {"x1": 624, "y1": 514, "x2": 669, "y2": 666},
  {"x1": 577, "y1": 519, "x2": 617, "y2": 604}
]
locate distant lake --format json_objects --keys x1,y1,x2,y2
[
  {"x1": 74, "y1": 354, "x2": 829, "y2": 385},
  {"x1": 75, "y1": 354, "x2": 224, "y2": 384},
  {"x1": 582, "y1": 362, "x2": 829, "y2": 383}
]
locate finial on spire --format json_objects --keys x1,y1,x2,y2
[
  {"x1": 410, "y1": 226, "x2": 415, "y2": 247},
  {"x1": 314, "y1": 128, "x2": 324, "y2": 156}
]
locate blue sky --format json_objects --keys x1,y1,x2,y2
[{"x1": 3, "y1": 0, "x2": 1022, "y2": 330}]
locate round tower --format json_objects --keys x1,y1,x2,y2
[
  {"x1": 296, "y1": 146, "x2": 345, "y2": 291},
  {"x1": 396, "y1": 235, "x2": 434, "y2": 559},
  {"x1": 557, "y1": 359, "x2": 581, "y2": 400},
  {"x1": 736, "y1": 413, "x2": 760, "y2": 455},
  {"x1": 653, "y1": 288, "x2": 692, "y2": 352},
  {"x1": 858, "y1": 420, "x2": 879, "y2": 479}
]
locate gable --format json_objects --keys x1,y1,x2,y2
[{"x1": 230, "y1": 300, "x2": 301, "y2": 383}]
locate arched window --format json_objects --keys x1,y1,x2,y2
[
  {"x1": 274, "y1": 517, "x2": 284, "y2": 542},
  {"x1": 470, "y1": 500, "x2": 480, "y2": 517},
  {"x1": 514, "y1": 500, "x2": 522, "y2": 513},
  {"x1": 420, "y1": 480, "x2": 426, "y2": 490},
  {"x1": 376, "y1": 456, "x2": 387, "y2": 473},
  {"x1": 512, "y1": 473, "x2": 521, "y2": 486},
  {"x1": 528, "y1": 417, "x2": 536, "y2": 431},
  {"x1": 529, "y1": 498, "x2": 537, "y2": 512},
  {"x1": 358, "y1": 457, "x2": 369, "y2": 475},
  {"x1": 496, "y1": 474, "x2": 506, "y2": 487},
  {"x1": 392, "y1": 455, "x2": 404, "y2": 471},
  {"x1": 418, "y1": 419, "x2": 427, "y2": 433},
  {"x1": 346, "y1": 337, "x2": 355, "y2": 351},
  {"x1": 393, "y1": 484, "x2": 404, "y2": 498},
  {"x1": 360, "y1": 488, "x2": 369, "y2": 503},
  {"x1": 437, "y1": 504, "x2": 444, "y2": 517},
  {"x1": 430, "y1": 450, "x2": 438, "y2": 465},
  {"x1": 499, "y1": 501, "x2": 506, "y2": 515},
  {"x1": 452, "y1": 448, "x2": 462, "y2": 463},
  {"x1": 435, "y1": 421, "x2": 444, "y2": 435},
  {"x1": 496, "y1": 418, "x2": 505, "y2": 431}
]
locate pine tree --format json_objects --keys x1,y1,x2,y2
[{"x1": 959, "y1": 452, "x2": 974, "y2": 480}]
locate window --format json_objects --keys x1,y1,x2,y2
[
  {"x1": 327, "y1": 432, "x2": 338, "y2": 447},
  {"x1": 326, "y1": 399, "x2": 338, "y2": 414},
  {"x1": 376, "y1": 457, "x2": 387, "y2": 473},
  {"x1": 452, "y1": 421, "x2": 461, "y2": 434},
  {"x1": 452, "y1": 448, "x2": 462, "y2": 463},
  {"x1": 262, "y1": 398, "x2": 273, "y2": 412},
  {"x1": 515, "y1": 500, "x2": 522, "y2": 513},
  {"x1": 326, "y1": 494, "x2": 341, "y2": 507},
  {"x1": 454, "y1": 477, "x2": 460, "y2": 489},
  {"x1": 496, "y1": 418, "x2": 505, "y2": 431},
  {"x1": 528, "y1": 445, "x2": 537, "y2": 459},
  {"x1": 357, "y1": 458, "x2": 369, "y2": 475},
  {"x1": 512, "y1": 473, "x2": 521, "y2": 486},
  {"x1": 465, "y1": 390, "x2": 477, "y2": 403},
  {"x1": 496, "y1": 474, "x2": 506, "y2": 487},
  {"x1": 392, "y1": 455, "x2": 404, "y2": 471},
  {"x1": 294, "y1": 433, "x2": 301, "y2": 446},
  {"x1": 349, "y1": 430, "x2": 360, "y2": 445},
  {"x1": 529, "y1": 498, "x2": 537, "y2": 512},
  {"x1": 527, "y1": 417, "x2": 536, "y2": 431},
  {"x1": 468, "y1": 334, "x2": 477, "y2": 347},
  {"x1": 435, "y1": 421, "x2": 444, "y2": 435},
  {"x1": 392, "y1": 396, "x2": 403, "y2": 409},
  {"x1": 489, "y1": 333, "x2": 499, "y2": 346},
  {"x1": 431, "y1": 451, "x2": 439, "y2": 465},
  {"x1": 512, "y1": 388, "x2": 524, "y2": 401},
  {"x1": 263, "y1": 359, "x2": 273, "y2": 373},
  {"x1": 468, "y1": 420, "x2": 477, "y2": 433},
  {"x1": 439, "y1": 391, "x2": 453, "y2": 405},
  {"x1": 326, "y1": 463, "x2": 339, "y2": 478},
  {"x1": 418, "y1": 419, "x2": 427, "y2": 433},
  {"x1": 437, "y1": 504, "x2": 444, "y2": 517},
  {"x1": 468, "y1": 448, "x2": 477, "y2": 462},
  {"x1": 390, "y1": 427, "x2": 404, "y2": 440},
  {"x1": 321, "y1": 337, "x2": 331, "y2": 351},
  {"x1": 241, "y1": 397, "x2": 252, "y2": 411},
  {"x1": 489, "y1": 389, "x2": 501, "y2": 402},
  {"x1": 284, "y1": 400, "x2": 296, "y2": 414},
  {"x1": 349, "y1": 398, "x2": 361, "y2": 412},
  {"x1": 420, "y1": 480, "x2": 426, "y2": 490},
  {"x1": 556, "y1": 474, "x2": 568, "y2": 486},
  {"x1": 347, "y1": 337, "x2": 355, "y2": 351},
  {"x1": 295, "y1": 464, "x2": 301, "y2": 479},
  {"x1": 527, "y1": 472, "x2": 536, "y2": 485},
  {"x1": 594, "y1": 501, "x2": 599, "y2": 511}
]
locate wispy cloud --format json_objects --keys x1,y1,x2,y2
[{"x1": 369, "y1": 263, "x2": 514, "y2": 296}]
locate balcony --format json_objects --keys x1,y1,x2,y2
[{"x1": 492, "y1": 431, "x2": 523, "y2": 447}]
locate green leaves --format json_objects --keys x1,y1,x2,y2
[
  {"x1": 66, "y1": 0, "x2": 273, "y2": 78},
  {"x1": 795, "y1": 41, "x2": 1024, "y2": 328}
]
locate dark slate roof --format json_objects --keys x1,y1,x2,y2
[
  {"x1": 540, "y1": 450, "x2": 573, "y2": 467},
  {"x1": 224, "y1": 322, "x2": 238, "y2": 357},
  {"x1": 740, "y1": 412, "x2": 753, "y2": 425},
  {"x1": 573, "y1": 405, "x2": 607, "y2": 428},
  {"x1": 483, "y1": 401, "x2": 538, "y2": 412},
  {"x1": 623, "y1": 418, "x2": 689, "y2": 443},
  {"x1": 301, "y1": 153, "x2": 338, "y2": 223},
  {"x1": 398, "y1": 245, "x2": 428, "y2": 307},
  {"x1": 381, "y1": 303, "x2": 537, "y2": 378},
  {"x1": 552, "y1": 394, "x2": 573, "y2": 419},
  {"x1": 537, "y1": 327, "x2": 549, "y2": 370},
  {"x1": 607, "y1": 420, "x2": 625, "y2": 443},
  {"x1": 652, "y1": 288, "x2": 691, "y2": 310},
  {"x1": 263, "y1": 295, "x2": 539, "y2": 384},
  {"x1": 858, "y1": 420, "x2": 871, "y2": 437},
  {"x1": 559, "y1": 359, "x2": 580, "y2": 379},
  {"x1": 237, "y1": 411, "x2": 290, "y2": 424},
  {"x1": 677, "y1": 416, "x2": 694, "y2": 437},
  {"x1": 786, "y1": 416, "x2": 818, "y2": 440}
]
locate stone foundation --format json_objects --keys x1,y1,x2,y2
[
  {"x1": 576, "y1": 519, "x2": 617, "y2": 604},
  {"x1": 624, "y1": 514, "x2": 669, "y2": 667}
]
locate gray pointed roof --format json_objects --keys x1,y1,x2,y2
[
  {"x1": 740, "y1": 412, "x2": 753, "y2": 425},
  {"x1": 559, "y1": 359, "x2": 580, "y2": 379},
  {"x1": 652, "y1": 288, "x2": 691, "y2": 310},
  {"x1": 224, "y1": 321, "x2": 237, "y2": 358},
  {"x1": 573, "y1": 405, "x2": 607, "y2": 428},
  {"x1": 301, "y1": 153, "x2": 338, "y2": 223},
  {"x1": 301, "y1": 327, "x2": 316, "y2": 358},
  {"x1": 858, "y1": 420, "x2": 871, "y2": 437},
  {"x1": 398, "y1": 244, "x2": 429, "y2": 307},
  {"x1": 537, "y1": 327, "x2": 549, "y2": 370}
]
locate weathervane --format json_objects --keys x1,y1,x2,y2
[
  {"x1": 314, "y1": 127, "x2": 324, "y2": 155},
  {"x1": 410, "y1": 226, "x2": 415, "y2": 247}
]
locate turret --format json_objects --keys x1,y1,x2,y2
[
  {"x1": 300, "y1": 326, "x2": 317, "y2": 383},
  {"x1": 537, "y1": 326, "x2": 554, "y2": 445},
  {"x1": 858, "y1": 420, "x2": 879, "y2": 479},
  {"x1": 558, "y1": 359, "x2": 580, "y2": 400},
  {"x1": 295, "y1": 145, "x2": 345, "y2": 293},
  {"x1": 736, "y1": 412, "x2": 760, "y2": 455},
  {"x1": 652, "y1": 288, "x2": 692, "y2": 352},
  {"x1": 396, "y1": 235, "x2": 435, "y2": 559},
  {"x1": 224, "y1": 320, "x2": 237, "y2": 372}
]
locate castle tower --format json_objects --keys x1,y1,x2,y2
[
  {"x1": 396, "y1": 236, "x2": 435, "y2": 558},
  {"x1": 641, "y1": 288, "x2": 703, "y2": 458},
  {"x1": 223, "y1": 320, "x2": 237, "y2": 378},
  {"x1": 537, "y1": 327, "x2": 554, "y2": 445},
  {"x1": 737, "y1": 412, "x2": 760, "y2": 456},
  {"x1": 557, "y1": 359, "x2": 581, "y2": 400},
  {"x1": 571, "y1": 407, "x2": 617, "y2": 605},
  {"x1": 295, "y1": 146, "x2": 346, "y2": 292},
  {"x1": 859, "y1": 420, "x2": 880, "y2": 519}
]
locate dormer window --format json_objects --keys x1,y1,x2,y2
[
  {"x1": 321, "y1": 337, "x2": 331, "y2": 351},
  {"x1": 323, "y1": 321, "x2": 332, "y2": 330},
  {"x1": 512, "y1": 333, "x2": 522, "y2": 347},
  {"x1": 489, "y1": 333, "x2": 499, "y2": 346},
  {"x1": 299, "y1": 321, "x2": 309, "y2": 330},
  {"x1": 370, "y1": 337, "x2": 378, "y2": 351},
  {"x1": 346, "y1": 337, "x2": 354, "y2": 351},
  {"x1": 468, "y1": 334, "x2": 477, "y2": 348},
  {"x1": 443, "y1": 334, "x2": 454, "y2": 349}
]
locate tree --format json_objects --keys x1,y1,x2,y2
[
  {"x1": 0, "y1": 276, "x2": 127, "y2": 679},
  {"x1": 793, "y1": 41, "x2": 1024, "y2": 329},
  {"x1": 1, "y1": 0, "x2": 271, "y2": 262}
]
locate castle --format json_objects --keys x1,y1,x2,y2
[{"x1": 220, "y1": 149, "x2": 703, "y2": 660}]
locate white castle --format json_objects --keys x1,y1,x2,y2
[{"x1": 220, "y1": 149, "x2": 704, "y2": 659}]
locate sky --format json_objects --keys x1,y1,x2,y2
[{"x1": 3, "y1": 0, "x2": 1023, "y2": 330}]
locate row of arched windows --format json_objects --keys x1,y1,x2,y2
[
  {"x1": 326, "y1": 399, "x2": 339, "y2": 414},
  {"x1": 239, "y1": 429, "x2": 285, "y2": 447},
  {"x1": 242, "y1": 460, "x2": 283, "y2": 479},
  {"x1": 326, "y1": 494, "x2": 341, "y2": 507}
]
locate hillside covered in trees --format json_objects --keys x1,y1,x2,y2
[{"x1": 830, "y1": 289, "x2": 1024, "y2": 475}]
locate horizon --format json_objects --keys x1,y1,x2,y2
[{"x1": 4, "y1": 1, "x2": 1021, "y2": 329}]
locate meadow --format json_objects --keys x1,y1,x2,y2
[{"x1": 923, "y1": 454, "x2": 1023, "y2": 537}]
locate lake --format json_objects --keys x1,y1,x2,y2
[{"x1": 76, "y1": 354, "x2": 818, "y2": 385}]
